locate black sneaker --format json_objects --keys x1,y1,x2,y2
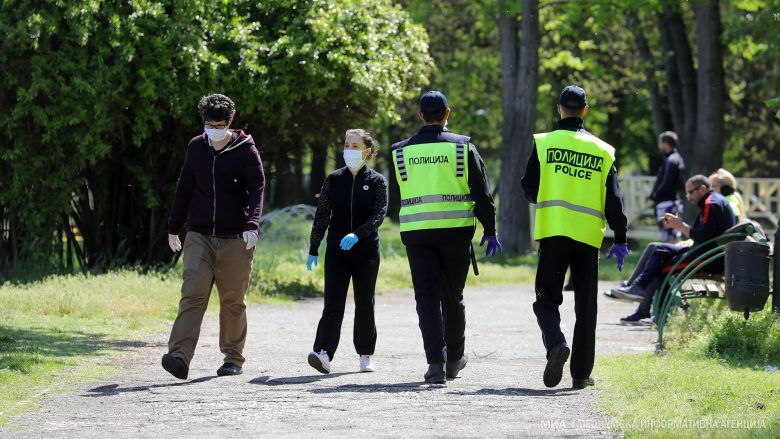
[
  {"x1": 620, "y1": 308, "x2": 651, "y2": 323},
  {"x1": 543, "y1": 343, "x2": 570, "y2": 388},
  {"x1": 446, "y1": 354, "x2": 468, "y2": 379},
  {"x1": 161, "y1": 353, "x2": 188, "y2": 380},
  {"x1": 216, "y1": 362, "x2": 243, "y2": 376},
  {"x1": 573, "y1": 377, "x2": 595, "y2": 389},
  {"x1": 424, "y1": 362, "x2": 446, "y2": 384}
]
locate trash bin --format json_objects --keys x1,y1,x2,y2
[{"x1": 724, "y1": 241, "x2": 770, "y2": 313}]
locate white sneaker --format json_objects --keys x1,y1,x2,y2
[
  {"x1": 308, "y1": 350, "x2": 331, "y2": 374},
  {"x1": 359, "y1": 355, "x2": 375, "y2": 372}
]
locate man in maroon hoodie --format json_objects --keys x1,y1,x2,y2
[{"x1": 162, "y1": 94, "x2": 265, "y2": 379}]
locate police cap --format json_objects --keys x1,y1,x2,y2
[{"x1": 559, "y1": 85, "x2": 587, "y2": 110}]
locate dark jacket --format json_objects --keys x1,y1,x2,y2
[
  {"x1": 690, "y1": 190, "x2": 736, "y2": 247},
  {"x1": 520, "y1": 117, "x2": 628, "y2": 244},
  {"x1": 390, "y1": 125, "x2": 497, "y2": 246},
  {"x1": 649, "y1": 150, "x2": 686, "y2": 203},
  {"x1": 168, "y1": 130, "x2": 265, "y2": 236},
  {"x1": 309, "y1": 166, "x2": 388, "y2": 256}
]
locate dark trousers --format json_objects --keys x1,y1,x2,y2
[
  {"x1": 405, "y1": 238, "x2": 470, "y2": 364},
  {"x1": 533, "y1": 236, "x2": 599, "y2": 380},
  {"x1": 313, "y1": 241, "x2": 379, "y2": 360},
  {"x1": 633, "y1": 243, "x2": 688, "y2": 291}
]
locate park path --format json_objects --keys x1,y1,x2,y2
[{"x1": 3, "y1": 282, "x2": 656, "y2": 438}]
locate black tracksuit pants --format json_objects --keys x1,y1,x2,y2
[
  {"x1": 405, "y1": 238, "x2": 470, "y2": 365},
  {"x1": 533, "y1": 236, "x2": 599, "y2": 381},
  {"x1": 313, "y1": 241, "x2": 379, "y2": 360}
]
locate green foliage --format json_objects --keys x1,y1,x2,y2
[{"x1": 0, "y1": 0, "x2": 432, "y2": 269}]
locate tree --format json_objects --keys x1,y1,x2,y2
[
  {"x1": 0, "y1": 0, "x2": 432, "y2": 270},
  {"x1": 497, "y1": 0, "x2": 539, "y2": 255}
]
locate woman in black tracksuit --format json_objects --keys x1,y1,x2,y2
[{"x1": 306, "y1": 129, "x2": 388, "y2": 374}]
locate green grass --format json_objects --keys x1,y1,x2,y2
[
  {"x1": 596, "y1": 301, "x2": 780, "y2": 438},
  {"x1": 0, "y1": 212, "x2": 641, "y2": 425}
]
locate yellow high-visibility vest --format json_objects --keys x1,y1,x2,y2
[
  {"x1": 534, "y1": 130, "x2": 615, "y2": 248},
  {"x1": 393, "y1": 142, "x2": 474, "y2": 232}
]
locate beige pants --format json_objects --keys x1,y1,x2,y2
[{"x1": 168, "y1": 232, "x2": 254, "y2": 367}]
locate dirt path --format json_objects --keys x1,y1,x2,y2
[{"x1": 3, "y1": 282, "x2": 656, "y2": 438}]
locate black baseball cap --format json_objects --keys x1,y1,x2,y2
[
  {"x1": 559, "y1": 85, "x2": 587, "y2": 110},
  {"x1": 420, "y1": 91, "x2": 449, "y2": 114}
]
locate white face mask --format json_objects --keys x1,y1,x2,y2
[
  {"x1": 343, "y1": 149, "x2": 366, "y2": 172},
  {"x1": 204, "y1": 126, "x2": 230, "y2": 142}
]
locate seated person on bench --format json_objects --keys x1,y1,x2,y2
[
  {"x1": 615, "y1": 175, "x2": 736, "y2": 322},
  {"x1": 609, "y1": 167, "x2": 745, "y2": 302}
]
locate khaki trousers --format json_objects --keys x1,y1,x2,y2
[{"x1": 168, "y1": 232, "x2": 254, "y2": 367}]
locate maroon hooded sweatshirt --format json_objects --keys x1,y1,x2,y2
[{"x1": 168, "y1": 129, "x2": 265, "y2": 236}]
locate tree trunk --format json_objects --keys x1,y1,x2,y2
[
  {"x1": 692, "y1": 0, "x2": 725, "y2": 176},
  {"x1": 664, "y1": 7, "x2": 697, "y2": 161},
  {"x1": 628, "y1": 10, "x2": 670, "y2": 135},
  {"x1": 498, "y1": 0, "x2": 539, "y2": 255},
  {"x1": 309, "y1": 144, "x2": 327, "y2": 204},
  {"x1": 657, "y1": 12, "x2": 685, "y2": 138},
  {"x1": 274, "y1": 149, "x2": 301, "y2": 207}
]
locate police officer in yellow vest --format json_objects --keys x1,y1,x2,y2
[
  {"x1": 521, "y1": 86, "x2": 628, "y2": 389},
  {"x1": 391, "y1": 91, "x2": 501, "y2": 384}
]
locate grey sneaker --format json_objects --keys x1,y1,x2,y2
[
  {"x1": 446, "y1": 353, "x2": 468, "y2": 379},
  {"x1": 611, "y1": 284, "x2": 646, "y2": 302},
  {"x1": 308, "y1": 350, "x2": 331, "y2": 374}
]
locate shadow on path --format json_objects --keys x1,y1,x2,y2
[
  {"x1": 309, "y1": 382, "x2": 444, "y2": 394},
  {"x1": 83, "y1": 376, "x2": 218, "y2": 397},
  {"x1": 448, "y1": 387, "x2": 579, "y2": 397},
  {"x1": 250, "y1": 372, "x2": 361, "y2": 385}
]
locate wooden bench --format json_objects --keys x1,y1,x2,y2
[{"x1": 652, "y1": 221, "x2": 770, "y2": 348}]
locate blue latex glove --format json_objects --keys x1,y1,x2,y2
[
  {"x1": 480, "y1": 235, "x2": 503, "y2": 257},
  {"x1": 306, "y1": 254, "x2": 318, "y2": 271},
  {"x1": 607, "y1": 244, "x2": 629, "y2": 272},
  {"x1": 340, "y1": 233, "x2": 359, "y2": 251}
]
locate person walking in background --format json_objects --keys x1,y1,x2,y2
[
  {"x1": 521, "y1": 85, "x2": 628, "y2": 389},
  {"x1": 649, "y1": 131, "x2": 686, "y2": 243},
  {"x1": 391, "y1": 91, "x2": 501, "y2": 384},
  {"x1": 306, "y1": 129, "x2": 388, "y2": 374},
  {"x1": 164, "y1": 93, "x2": 265, "y2": 379}
]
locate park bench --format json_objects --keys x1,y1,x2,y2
[{"x1": 651, "y1": 221, "x2": 775, "y2": 348}]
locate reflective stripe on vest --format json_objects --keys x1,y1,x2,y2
[
  {"x1": 393, "y1": 141, "x2": 474, "y2": 232},
  {"x1": 534, "y1": 130, "x2": 616, "y2": 248}
]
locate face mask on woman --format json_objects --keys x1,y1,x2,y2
[{"x1": 343, "y1": 149, "x2": 366, "y2": 172}]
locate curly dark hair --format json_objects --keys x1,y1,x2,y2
[{"x1": 197, "y1": 94, "x2": 236, "y2": 123}]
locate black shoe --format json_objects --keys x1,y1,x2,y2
[
  {"x1": 572, "y1": 377, "x2": 595, "y2": 389},
  {"x1": 620, "y1": 307, "x2": 651, "y2": 323},
  {"x1": 543, "y1": 343, "x2": 570, "y2": 388},
  {"x1": 216, "y1": 362, "x2": 243, "y2": 376},
  {"x1": 424, "y1": 362, "x2": 446, "y2": 384},
  {"x1": 161, "y1": 353, "x2": 188, "y2": 380},
  {"x1": 446, "y1": 354, "x2": 468, "y2": 379}
]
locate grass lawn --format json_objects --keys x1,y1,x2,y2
[
  {"x1": 0, "y1": 213, "x2": 639, "y2": 425},
  {"x1": 596, "y1": 301, "x2": 780, "y2": 438}
]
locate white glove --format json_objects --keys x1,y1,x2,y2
[
  {"x1": 168, "y1": 234, "x2": 182, "y2": 252},
  {"x1": 243, "y1": 230, "x2": 258, "y2": 250}
]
